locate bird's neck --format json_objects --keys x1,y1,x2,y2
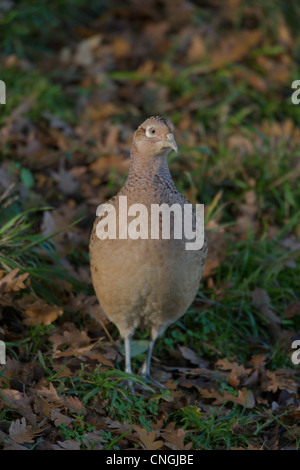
[{"x1": 125, "y1": 147, "x2": 173, "y2": 187}]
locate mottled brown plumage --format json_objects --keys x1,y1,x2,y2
[{"x1": 89, "y1": 117, "x2": 208, "y2": 383}]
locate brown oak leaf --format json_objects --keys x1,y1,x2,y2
[{"x1": 132, "y1": 425, "x2": 164, "y2": 450}]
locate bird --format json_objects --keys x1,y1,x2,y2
[{"x1": 89, "y1": 116, "x2": 208, "y2": 386}]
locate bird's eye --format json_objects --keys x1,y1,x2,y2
[{"x1": 146, "y1": 127, "x2": 157, "y2": 138}]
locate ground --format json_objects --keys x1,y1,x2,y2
[{"x1": 0, "y1": 0, "x2": 299, "y2": 450}]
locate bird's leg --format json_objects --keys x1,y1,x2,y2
[
  {"x1": 139, "y1": 330, "x2": 167, "y2": 389},
  {"x1": 123, "y1": 333, "x2": 134, "y2": 391},
  {"x1": 140, "y1": 336, "x2": 156, "y2": 377},
  {"x1": 124, "y1": 334, "x2": 133, "y2": 374}
]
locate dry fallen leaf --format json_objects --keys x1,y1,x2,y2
[
  {"x1": 233, "y1": 67, "x2": 267, "y2": 93},
  {"x1": 227, "y1": 133, "x2": 254, "y2": 154},
  {"x1": 51, "y1": 408, "x2": 74, "y2": 427},
  {"x1": 216, "y1": 358, "x2": 251, "y2": 387},
  {"x1": 33, "y1": 395, "x2": 53, "y2": 420},
  {"x1": 251, "y1": 288, "x2": 282, "y2": 338},
  {"x1": 248, "y1": 354, "x2": 267, "y2": 371},
  {"x1": 161, "y1": 422, "x2": 192, "y2": 450},
  {"x1": 284, "y1": 302, "x2": 300, "y2": 319},
  {"x1": 9, "y1": 417, "x2": 43, "y2": 444},
  {"x1": 73, "y1": 34, "x2": 102, "y2": 67},
  {"x1": 0, "y1": 388, "x2": 32, "y2": 409},
  {"x1": 210, "y1": 30, "x2": 262, "y2": 70},
  {"x1": 0, "y1": 269, "x2": 30, "y2": 294},
  {"x1": 178, "y1": 345, "x2": 209, "y2": 368},
  {"x1": 200, "y1": 387, "x2": 255, "y2": 408},
  {"x1": 64, "y1": 396, "x2": 84, "y2": 414},
  {"x1": 51, "y1": 159, "x2": 80, "y2": 196},
  {"x1": 18, "y1": 295, "x2": 63, "y2": 326},
  {"x1": 49, "y1": 322, "x2": 91, "y2": 352},
  {"x1": 66, "y1": 292, "x2": 110, "y2": 325},
  {"x1": 0, "y1": 357, "x2": 21, "y2": 387},
  {"x1": 89, "y1": 153, "x2": 129, "y2": 176},
  {"x1": 81, "y1": 431, "x2": 104, "y2": 450},
  {"x1": 261, "y1": 370, "x2": 298, "y2": 394},
  {"x1": 188, "y1": 29, "x2": 262, "y2": 75},
  {"x1": 186, "y1": 35, "x2": 206, "y2": 64},
  {"x1": 0, "y1": 389, "x2": 37, "y2": 428},
  {"x1": 0, "y1": 429, "x2": 28, "y2": 450},
  {"x1": 234, "y1": 190, "x2": 258, "y2": 238},
  {"x1": 36, "y1": 382, "x2": 64, "y2": 406},
  {"x1": 56, "y1": 439, "x2": 81, "y2": 450},
  {"x1": 132, "y1": 425, "x2": 164, "y2": 450}
]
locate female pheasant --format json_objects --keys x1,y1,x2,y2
[{"x1": 89, "y1": 116, "x2": 207, "y2": 385}]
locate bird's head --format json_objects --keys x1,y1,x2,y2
[{"x1": 132, "y1": 116, "x2": 178, "y2": 157}]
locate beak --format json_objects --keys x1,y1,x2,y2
[{"x1": 166, "y1": 133, "x2": 178, "y2": 153}]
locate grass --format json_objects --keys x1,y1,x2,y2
[
  {"x1": 158, "y1": 227, "x2": 300, "y2": 367},
  {"x1": 76, "y1": 366, "x2": 170, "y2": 428},
  {"x1": 176, "y1": 404, "x2": 300, "y2": 450},
  {"x1": 59, "y1": 418, "x2": 128, "y2": 450},
  {"x1": 0, "y1": 67, "x2": 76, "y2": 126},
  {"x1": 0, "y1": 192, "x2": 84, "y2": 304},
  {"x1": 0, "y1": 0, "x2": 107, "y2": 58},
  {"x1": 176, "y1": 405, "x2": 258, "y2": 449}
]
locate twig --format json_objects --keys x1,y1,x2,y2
[{"x1": 95, "y1": 310, "x2": 123, "y2": 355}]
